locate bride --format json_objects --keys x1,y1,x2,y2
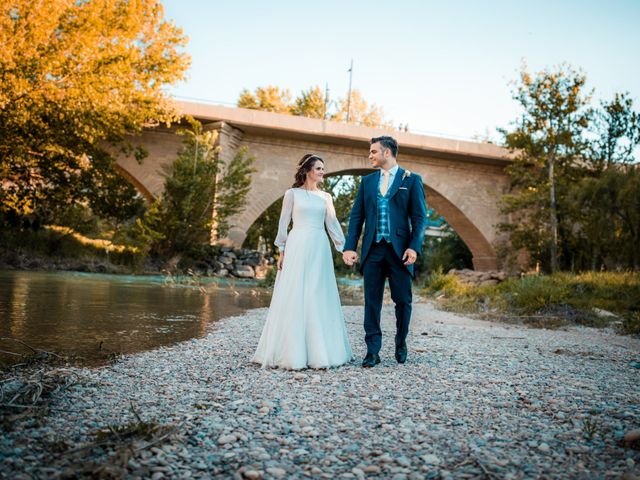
[{"x1": 252, "y1": 154, "x2": 353, "y2": 369}]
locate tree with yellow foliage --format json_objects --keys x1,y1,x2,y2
[
  {"x1": 237, "y1": 86, "x2": 292, "y2": 114},
  {"x1": 237, "y1": 85, "x2": 390, "y2": 128},
  {"x1": 0, "y1": 0, "x2": 190, "y2": 223}
]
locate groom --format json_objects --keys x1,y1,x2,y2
[{"x1": 343, "y1": 136, "x2": 427, "y2": 367}]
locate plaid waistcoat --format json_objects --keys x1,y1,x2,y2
[{"x1": 375, "y1": 189, "x2": 390, "y2": 242}]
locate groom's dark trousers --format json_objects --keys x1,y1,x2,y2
[{"x1": 363, "y1": 239, "x2": 412, "y2": 355}]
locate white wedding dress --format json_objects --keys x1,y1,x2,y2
[{"x1": 252, "y1": 188, "x2": 353, "y2": 369}]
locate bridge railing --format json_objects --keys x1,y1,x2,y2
[{"x1": 169, "y1": 95, "x2": 484, "y2": 144}]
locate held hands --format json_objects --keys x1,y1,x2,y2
[
  {"x1": 342, "y1": 250, "x2": 358, "y2": 266},
  {"x1": 402, "y1": 248, "x2": 418, "y2": 266}
]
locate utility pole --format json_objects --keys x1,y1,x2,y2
[
  {"x1": 346, "y1": 59, "x2": 353, "y2": 123},
  {"x1": 323, "y1": 83, "x2": 330, "y2": 120}
]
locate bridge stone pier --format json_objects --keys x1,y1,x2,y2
[{"x1": 115, "y1": 101, "x2": 513, "y2": 271}]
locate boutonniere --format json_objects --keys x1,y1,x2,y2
[{"x1": 402, "y1": 170, "x2": 411, "y2": 180}]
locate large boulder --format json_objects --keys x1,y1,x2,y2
[
  {"x1": 447, "y1": 269, "x2": 508, "y2": 286},
  {"x1": 233, "y1": 265, "x2": 255, "y2": 278},
  {"x1": 219, "y1": 255, "x2": 235, "y2": 266}
]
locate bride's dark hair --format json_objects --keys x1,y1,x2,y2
[{"x1": 292, "y1": 154, "x2": 324, "y2": 188}]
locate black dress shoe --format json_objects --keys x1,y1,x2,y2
[
  {"x1": 362, "y1": 353, "x2": 381, "y2": 368},
  {"x1": 395, "y1": 344, "x2": 408, "y2": 364}
]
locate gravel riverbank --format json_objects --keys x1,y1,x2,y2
[{"x1": 2, "y1": 302, "x2": 639, "y2": 479}]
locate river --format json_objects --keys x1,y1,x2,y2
[
  {"x1": 0, "y1": 270, "x2": 363, "y2": 366},
  {"x1": 0, "y1": 270, "x2": 274, "y2": 366}
]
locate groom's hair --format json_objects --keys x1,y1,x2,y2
[{"x1": 371, "y1": 136, "x2": 398, "y2": 158}]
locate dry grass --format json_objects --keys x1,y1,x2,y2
[{"x1": 422, "y1": 271, "x2": 640, "y2": 334}]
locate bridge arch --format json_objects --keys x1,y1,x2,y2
[
  {"x1": 239, "y1": 167, "x2": 499, "y2": 271},
  {"x1": 113, "y1": 163, "x2": 155, "y2": 202}
]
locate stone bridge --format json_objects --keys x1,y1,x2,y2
[{"x1": 115, "y1": 101, "x2": 513, "y2": 271}]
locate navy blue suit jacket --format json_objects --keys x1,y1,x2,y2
[{"x1": 344, "y1": 168, "x2": 428, "y2": 277}]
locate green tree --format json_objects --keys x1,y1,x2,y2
[
  {"x1": 570, "y1": 167, "x2": 640, "y2": 270},
  {"x1": 151, "y1": 127, "x2": 220, "y2": 255},
  {"x1": 499, "y1": 63, "x2": 592, "y2": 272},
  {"x1": 0, "y1": 0, "x2": 189, "y2": 222},
  {"x1": 212, "y1": 146, "x2": 256, "y2": 240},
  {"x1": 80, "y1": 150, "x2": 146, "y2": 226},
  {"x1": 590, "y1": 92, "x2": 640, "y2": 170},
  {"x1": 140, "y1": 124, "x2": 255, "y2": 256},
  {"x1": 567, "y1": 94, "x2": 640, "y2": 270}
]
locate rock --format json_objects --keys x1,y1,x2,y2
[
  {"x1": 492, "y1": 271, "x2": 507, "y2": 281},
  {"x1": 217, "y1": 434, "x2": 237, "y2": 445},
  {"x1": 624, "y1": 429, "x2": 640, "y2": 442},
  {"x1": 592, "y1": 308, "x2": 618, "y2": 318},
  {"x1": 265, "y1": 467, "x2": 287, "y2": 478},
  {"x1": 447, "y1": 269, "x2": 508, "y2": 286},
  {"x1": 243, "y1": 256, "x2": 263, "y2": 267},
  {"x1": 219, "y1": 255, "x2": 235, "y2": 266},
  {"x1": 620, "y1": 474, "x2": 639, "y2": 480},
  {"x1": 243, "y1": 470, "x2": 263, "y2": 480},
  {"x1": 233, "y1": 265, "x2": 255, "y2": 278},
  {"x1": 421, "y1": 454, "x2": 441, "y2": 465}
]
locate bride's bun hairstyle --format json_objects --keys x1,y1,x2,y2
[{"x1": 292, "y1": 154, "x2": 324, "y2": 188}]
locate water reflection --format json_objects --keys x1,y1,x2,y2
[{"x1": 0, "y1": 270, "x2": 272, "y2": 365}]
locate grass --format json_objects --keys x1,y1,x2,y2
[
  {"x1": 0, "y1": 225, "x2": 144, "y2": 270},
  {"x1": 422, "y1": 271, "x2": 640, "y2": 335},
  {"x1": 44, "y1": 225, "x2": 138, "y2": 255}
]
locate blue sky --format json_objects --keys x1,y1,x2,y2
[{"x1": 161, "y1": 0, "x2": 640, "y2": 141}]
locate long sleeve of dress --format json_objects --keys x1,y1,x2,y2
[
  {"x1": 324, "y1": 193, "x2": 346, "y2": 252},
  {"x1": 274, "y1": 189, "x2": 294, "y2": 252}
]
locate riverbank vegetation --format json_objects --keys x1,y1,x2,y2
[
  {"x1": 0, "y1": 124, "x2": 255, "y2": 274},
  {"x1": 422, "y1": 271, "x2": 640, "y2": 335}
]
